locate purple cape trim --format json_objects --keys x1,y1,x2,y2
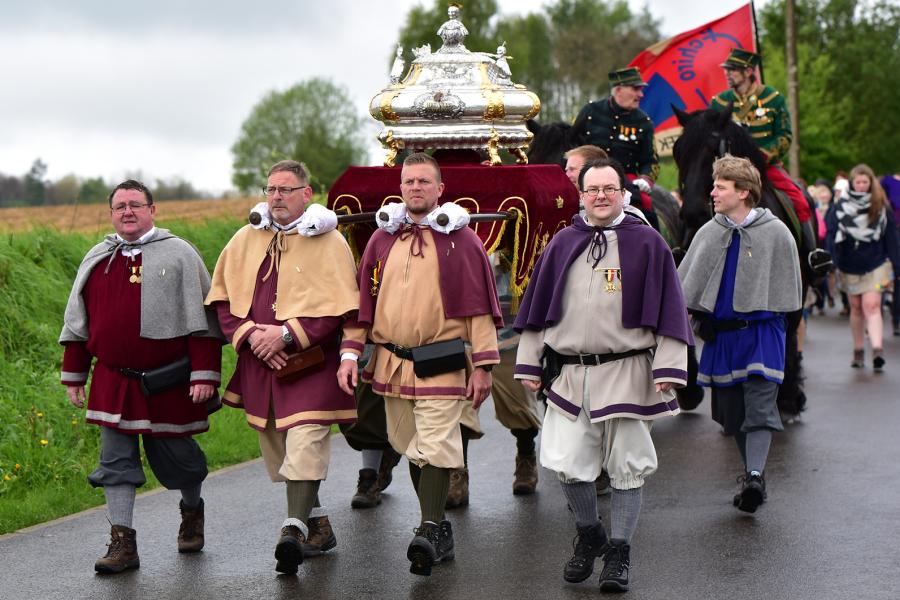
[
  {"x1": 513, "y1": 215, "x2": 693, "y2": 346},
  {"x1": 357, "y1": 226, "x2": 503, "y2": 328}
]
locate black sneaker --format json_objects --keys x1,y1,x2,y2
[
  {"x1": 736, "y1": 473, "x2": 766, "y2": 513},
  {"x1": 873, "y1": 352, "x2": 885, "y2": 373},
  {"x1": 598, "y1": 540, "x2": 630, "y2": 592},
  {"x1": 407, "y1": 521, "x2": 441, "y2": 576},
  {"x1": 563, "y1": 522, "x2": 609, "y2": 583}
]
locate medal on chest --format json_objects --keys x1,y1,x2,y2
[
  {"x1": 618, "y1": 125, "x2": 627, "y2": 141},
  {"x1": 604, "y1": 268, "x2": 622, "y2": 294},
  {"x1": 370, "y1": 259, "x2": 382, "y2": 297},
  {"x1": 755, "y1": 100, "x2": 766, "y2": 117},
  {"x1": 128, "y1": 265, "x2": 142, "y2": 284}
]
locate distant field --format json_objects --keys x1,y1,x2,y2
[{"x1": 0, "y1": 197, "x2": 259, "y2": 234}]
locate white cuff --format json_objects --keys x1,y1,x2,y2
[{"x1": 340, "y1": 352, "x2": 359, "y2": 362}]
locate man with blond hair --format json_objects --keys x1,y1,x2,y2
[{"x1": 679, "y1": 154, "x2": 801, "y2": 514}]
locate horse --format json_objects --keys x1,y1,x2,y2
[
  {"x1": 526, "y1": 119, "x2": 684, "y2": 251},
  {"x1": 671, "y1": 105, "x2": 818, "y2": 417}
]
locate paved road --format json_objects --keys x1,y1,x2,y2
[{"x1": 2, "y1": 309, "x2": 898, "y2": 599}]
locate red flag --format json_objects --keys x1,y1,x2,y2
[{"x1": 628, "y1": 4, "x2": 756, "y2": 155}]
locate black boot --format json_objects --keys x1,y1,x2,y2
[
  {"x1": 563, "y1": 522, "x2": 608, "y2": 583},
  {"x1": 598, "y1": 540, "x2": 630, "y2": 592},
  {"x1": 736, "y1": 472, "x2": 766, "y2": 513},
  {"x1": 407, "y1": 521, "x2": 441, "y2": 576}
]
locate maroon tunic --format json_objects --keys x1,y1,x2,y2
[
  {"x1": 214, "y1": 255, "x2": 356, "y2": 432},
  {"x1": 62, "y1": 253, "x2": 221, "y2": 437}
]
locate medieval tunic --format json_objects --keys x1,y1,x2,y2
[
  {"x1": 345, "y1": 223, "x2": 502, "y2": 468},
  {"x1": 60, "y1": 233, "x2": 222, "y2": 437},
  {"x1": 515, "y1": 231, "x2": 687, "y2": 422},
  {"x1": 347, "y1": 226, "x2": 501, "y2": 400},
  {"x1": 207, "y1": 226, "x2": 359, "y2": 432}
]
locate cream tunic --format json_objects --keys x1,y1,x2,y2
[
  {"x1": 347, "y1": 227, "x2": 499, "y2": 401},
  {"x1": 515, "y1": 230, "x2": 686, "y2": 423}
]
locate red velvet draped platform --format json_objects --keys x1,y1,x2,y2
[{"x1": 327, "y1": 161, "x2": 578, "y2": 300}]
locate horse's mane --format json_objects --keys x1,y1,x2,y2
[{"x1": 526, "y1": 120, "x2": 581, "y2": 167}]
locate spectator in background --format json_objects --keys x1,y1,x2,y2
[
  {"x1": 880, "y1": 172, "x2": 900, "y2": 336},
  {"x1": 826, "y1": 164, "x2": 900, "y2": 370}
]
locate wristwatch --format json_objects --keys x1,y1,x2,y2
[{"x1": 281, "y1": 325, "x2": 293, "y2": 345}]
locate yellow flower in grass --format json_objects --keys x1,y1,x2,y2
[
  {"x1": 3, "y1": 474, "x2": 10, "y2": 481},
  {"x1": 36, "y1": 411, "x2": 44, "y2": 418},
  {"x1": 14, "y1": 463, "x2": 20, "y2": 471},
  {"x1": 40, "y1": 439, "x2": 49, "y2": 446},
  {"x1": 71, "y1": 419, "x2": 78, "y2": 426}
]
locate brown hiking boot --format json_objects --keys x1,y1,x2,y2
[
  {"x1": 512, "y1": 454, "x2": 538, "y2": 495},
  {"x1": 302, "y1": 515, "x2": 337, "y2": 557},
  {"x1": 595, "y1": 469, "x2": 612, "y2": 496},
  {"x1": 445, "y1": 467, "x2": 469, "y2": 509},
  {"x1": 275, "y1": 521, "x2": 307, "y2": 574},
  {"x1": 351, "y1": 468, "x2": 381, "y2": 508},
  {"x1": 94, "y1": 524, "x2": 140, "y2": 574},
  {"x1": 376, "y1": 448, "x2": 403, "y2": 492},
  {"x1": 177, "y1": 498, "x2": 205, "y2": 553}
]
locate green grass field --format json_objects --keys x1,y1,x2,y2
[{"x1": 0, "y1": 217, "x2": 263, "y2": 534}]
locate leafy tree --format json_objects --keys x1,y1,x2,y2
[
  {"x1": 392, "y1": 0, "x2": 660, "y2": 123},
  {"x1": 23, "y1": 159, "x2": 47, "y2": 205},
  {"x1": 231, "y1": 77, "x2": 368, "y2": 193},
  {"x1": 759, "y1": 0, "x2": 900, "y2": 179},
  {"x1": 44, "y1": 174, "x2": 81, "y2": 205},
  {"x1": 79, "y1": 177, "x2": 109, "y2": 204},
  {"x1": 0, "y1": 173, "x2": 25, "y2": 207},
  {"x1": 154, "y1": 177, "x2": 206, "y2": 201}
]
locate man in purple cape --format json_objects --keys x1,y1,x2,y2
[{"x1": 514, "y1": 158, "x2": 691, "y2": 593}]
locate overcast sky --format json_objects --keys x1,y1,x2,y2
[{"x1": 0, "y1": 0, "x2": 759, "y2": 194}]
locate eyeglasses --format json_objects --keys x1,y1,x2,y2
[
  {"x1": 262, "y1": 185, "x2": 308, "y2": 196},
  {"x1": 110, "y1": 202, "x2": 151, "y2": 214},
  {"x1": 582, "y1": 186, "x2": 623, "y2": 199}
]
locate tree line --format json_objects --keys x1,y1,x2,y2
[
  {"x1": 231, "y1": 0, "x2": 898, "y2": 192},
  {"x1": 0, "y1": 159, "x2": 212, "y2": 209}
]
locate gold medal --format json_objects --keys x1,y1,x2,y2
[
  {"x1": 755, "y1": 100, "x2": 766, "y2": 117},
  {"x1": 129, "y1": 266, "x2": 142, "y2": 284},
  {"x1": 605, "y1": 268, "x2": 618, "y2": 294},
  {"x1": 370, "y1": 260, "x2": 382, "y2": 297},
  {"x1": 129, "y1": 274, "x2": 138, "y2": 283}
]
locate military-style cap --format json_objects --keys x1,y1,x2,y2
[
  {"x1": 608, "y1": 67, "x2": 647, "y2": 88},
  {"x1": 720, "y1": 48, "x2": 761, "y2": 69}
]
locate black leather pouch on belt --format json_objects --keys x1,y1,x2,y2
[
  {"x1": 130, "y1": 356, "x2": 192, "y2": 396},
  {"x1": 410, "y1": 338, "x2": 467, "y2": 378}
]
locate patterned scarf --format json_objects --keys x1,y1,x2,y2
[{"x1": 835, "y1": 191, "x2": 886, "y2": 244}]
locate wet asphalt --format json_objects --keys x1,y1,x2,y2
[{"x1": 1, "y1": 307, "x2": 899, "y2": 600}]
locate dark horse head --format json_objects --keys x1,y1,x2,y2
[
  {"x1": 525, "y1": 119, "x2": 584, "y2": 168},
  {"x1": 671, "y1": 105, "x2": 785, "y2": 251}
]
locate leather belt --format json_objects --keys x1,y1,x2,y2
[
  {"x1": 382, "y1": 342, "x2": 414, "y2": 360},
  {"x1": 557, "y1": 347, "x2": 652, "y2": 366}
]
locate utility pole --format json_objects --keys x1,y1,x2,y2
[{"x1": 786, "y1": 0, "x2": 800, "y2": 179}]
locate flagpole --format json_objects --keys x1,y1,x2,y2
[
  {"x1": 785, "y1": 0, "x2": 801, "y2": 178},
  {"x1": 751, "y1": 0, "x2": 764, "y2": 83}
]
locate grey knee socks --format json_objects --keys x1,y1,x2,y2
[
  {"x1": 561, "y1": 480, "x2": 600, "y2": 528},
  {"x1": 745, "y1": 430, "x2": 772, "y2": 474},
  {"x1": 610, "y1": 487, "x2": 642, "y2": 543},
  {"x1": 104, "y1": 484, "x2": 136, "y2": 528}
]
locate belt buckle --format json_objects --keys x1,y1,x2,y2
[
  {"x1": 738, "y1": 320, "x2": 749, "y2": 330},
  {"x1": 578, "y1": 354, "x2": 586, "y2": 366}
]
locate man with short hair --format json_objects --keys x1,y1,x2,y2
[
  {"x1": 678, "y1": 155, "x2": 801, "y2": 514},
  {"x1": 514, "y1": 158, "x2": 691, "y2": 592},
  {"x1": 573, "y1": 67, "x2": 659, "y2": 226},
  {"x1": 337, "y1": 152, "x2": 502, "y2": 577},
  {"x1": 709, "y1": 48, "x2": 811, "y2": 225},
  {"x1": 206, "y1": 160, "x2": 360, "y2": 575},
  {"x1": 60, "y1": 179, "x2": 223, "y2": 574}
]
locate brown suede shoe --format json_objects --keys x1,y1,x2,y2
[
  {"x1": 512, "y1": 454, "x2": 538, "y2": 495},
  {"x1": 351, "y1": 468, "x2": 381, "y2": 509},
  {"x1": 95, "y1": 524, "x2": 140, "y2": 574},
  {"x1": 376, "y1": 448, "x2": 403, "y2": 492},
  {"x1": 302, "y1": 515, "x2": 337, "y2": 557},
  {"x1": 275, "y1": 523, "x2": 306, "y2": 574},
  {"x1": 177, "y1": 498, "x2": 205, "y2": 553},
  {"x1": 445, "y1": 467, "x2": 469, "y2": 509}
]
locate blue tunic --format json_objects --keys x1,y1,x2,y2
[{"x1": 698, "y1": 230, "x2": 787, "y2": 387}]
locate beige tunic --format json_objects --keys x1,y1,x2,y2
[
  {"x1": 515, "y1": 230, "x2": 686, "y2": 423},
  {"x1": 345, "y1": 227, "x2": 500, "y2": 401}
]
